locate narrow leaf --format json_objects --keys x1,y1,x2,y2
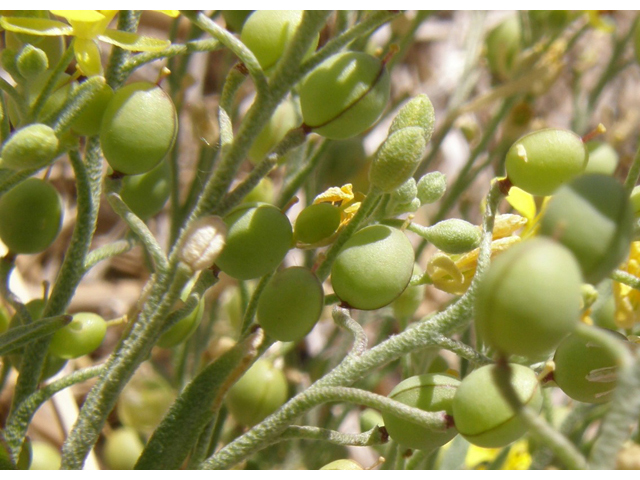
[
  {"x1": 99, "y1": 30, "x2": 170, "y2": 52},
  {"x1": 0, "y1": 315, "x2": 71, "y2": 356}
]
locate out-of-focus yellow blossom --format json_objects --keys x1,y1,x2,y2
[
  {"x1": 465, "y1": 440, "x2": 532, "y2": 470},
  {"x1": 0, "y1": 10, "x2": 177, "y2": 76},
  {"x1": 427, "y1": 185, "x2": 549, "y2": 295},
  {"x1": 586, "y1": 11, "x2": 615, "y2": 33},
  {"x1": 613, "y1": 241, "x2": 640, "y2": 329}
]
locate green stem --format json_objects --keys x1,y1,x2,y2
[
  {"x1": 332, "y1": 306, "x2": 367, "y2": 356},
  {"x1": 105, "y1": 10, "x2": 141, "y2": 89},
  {"x1": 0, "y1": 76, "x2": 24, "y2": 119},
  {"x1": 277, "y1": 138, "x2": 327, "y2": 209},
  {"x1": 430, "y1": 333, "x2": 492, "y2": 366},
  {"x1": 275, "y1": 425, "x2": 387, "y2": 447},
  {"x1": 240, "y1": 273, "x2": 274, "y2": 335},
  {"x1": 624, "y1": 143, "x2": 640, "y2": 196},
  {"x1": 84, "y1": 238, "x2": 136, "y2": 272},
  {"x1": 122, "y1": 39, "x2": 222, "y2": 76}
]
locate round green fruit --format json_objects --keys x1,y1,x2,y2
[
  {"x1": 100, "y1": 82, "x2": 177, "y2": 175},
  {"x1": 585, "y1": 141, "x2": 618, "y2": 175},
  {"x1": 0, "y1": 123, "x2": 59, "y2": 171},
  {"x1": 29, "y1": 441, "x2": 61, "y2": 470},
  {"x1": 486, "y1": 16, "x2": 521, "y2": 80},
  {"x1": 70, "y1": 81, "x2": 114, "y2": 137},
  {"x1": 103, "y1": 427, "x2": 144, "y2": 470},
  {"x1": 241, "y1": 10, "x2": 319, "y2": 71},
  {"x1": 216, "y1": 203, "x2": 293, "y2": 280},
  {"x1": 225, "y1": 359, "x2": 288, "y2": 426},
  {"x1": 120, "y1": 160, "x2": 171, "y2": 219},
  {"x1": 0, "y1": 178, "x2": 63, "y2": 254},
  {"x1": 391, "y1": 264, "x2": 425, "y2": 320},
  {"x1": 382, "y1": 373, "x2": 460, "y2": 451},
  {"x1": 553, "y1": 328, "x2": 626, "y2": 404},
  {"x1": 157, "y1": 296, "x2": 205, "y2": 349},
  {"x1": 320, "y1": 459, "x2": 363, "y2": 470},
  {"x1": 539, "y1": 174, "x2": 633, "y2": 285},
  {"x1": 248, "y1": 99, "x2": 298, "y2": 164},
  {"x1": 222, "y1": 10, "x2": 252, "y2": 32},
  {"x1": 331, "y1": 225, "x2": 414, "y2": 310},
  {"x1": 294, "y1": 203, "x2": 341, "y2": 245},
  {"x1": 49, "y1": 312, "x2": 107, "y2": 359},
  {"x1": 300, "y1": 51, "x2": 390, "y2": 140},
  {"x1": 505, "y1": 128, "x2": 588, "y2": 196},
  {"x1": 257, "y1": 266, "x2": 324, "y2": 342},
  {"x1": 475, "y1": 237, "x2": 582, "y2": 359},
  {"x1": 452, "y1": 364, "x2": 543, "y2": 448}
]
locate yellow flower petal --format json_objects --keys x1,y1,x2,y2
[
  {"x1": 493, "y1": 214, "x2": 528, "y2": 239},
  {"x1": 99, "y1": 29, "x2": 170, "y2": 52},
  {"x1": 156, "y1": 10, "x2": 180, "y2": 18},
  {"x1": 313, "y1": 184, "x2": 354, "y2": 205},
  {"x1": 51, "y1": 10, "x2": 105, "y2": 22},
  {"x1": 506, "y1": 186, "x2": 536, "y2": 223},
  {"x1": 74, "y1": 38, "x2": 103, "y2": 76},
  {"x1": 0, "y1": 17, "x2": 72, "y2": 36}
]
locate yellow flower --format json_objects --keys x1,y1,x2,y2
[
  {"x1": 0, "y1": 10, "x2": 176, "y2": 76},
  {"x1": 465, "y1": 440, "x2": 532, "y2": 470},
  {"x1": 613, "y1": 241, "x2": 640, "y2": 329}
]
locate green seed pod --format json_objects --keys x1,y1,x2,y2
[
  {"x1": 331, "y1": 225, "x2": 414, "y2": 310},
  {"x1": 294, "y1": 203, "x2": 341, "y2": 245},
  {"x1": 452, "y1": 364, "x2": 543, "y2": 448},
  {"x1": 29, "y1": 441, "x2": 60, "y2": 470},
  {"x1": 222, "y1": 10, "x2": 252, "y2": 32},
  {"x1": 248, "y1": 99, "x2": 298, "y2": 164},
  {"x1": 216, "y1": 202, "x2": 293, "y2": 280},
  {"x1": 225, "y1": 359, "x2": 288, "y2": 426},
  {"x1": 0, "y1": 178, "x2": 63, "y2": 254},
  {"x1": 417, "y1": 171, "x2": 447, "y2": 205},
  {"x1": 539, "y1": 174, "x2": 633, "y2": 285},
  {"x1": 157, "y1": 297, "x2": 205, "y2": 349},
  {"x1": 243, "y1": 177, "x2": 275, "y2": 205},
  {"x1": 553, "y1": 328, "x2": 626, "y2": 404},
  {"x1": 391, "y1": 178, "x2": 418, "y2": 205},
  {"x1": 70, "y1": 81, "x2": 114, "y2": 137},
  {"x1": 505, "y1": 128, "x2": 588, "y2": 196},
  {"x1": 486, "y1": 16, "x2": 521, "y2": 80},
  {"x1": 427, "y1": 355, "x2": 450, "y2": 374},
  {"x1": 49, "y1": 312, "x2": 107, "y2": 359},
  {"x1": 100, "y1": 82, "x2": 177, "y2": 175},
  {"x1": 103, "y1": 427, "x2": 144, "y2": 470},
  {"x1": 585, "y1": 141, "x2": 619, "y2": 175},
  {"x1": 425, "y1": 219, "x2": 481, "y2": 254},
  {"x1": 120, "y1": 160, "x2": 171, "y2": 219},
  {"x1": 320, "y1": 459, "x2": 363, "y2": 470},
  {"x1": 241, "y1": 11, "x2": 319, "y2": 71},
  {"x1": 0, "y1": 123, "x2": 59, "y2": 171},
  {"x1": 388, "y1": 94, "x2": 436, "y2": 142},
  {"x1": 369, "y1": 127, "x2": 427, "y2": 193},
  {"x1": 300, "y1": 51, "x2": 390, "y2": 140},
  {"x1": 475, "y1": 237, "x2": 582, "y2": 359},
  {"x1": 257, "y1": 266, "x2": 324, "y2": 342},
  {"x1": 383, "y1": 373, "x2": 460, "y2": 451},
  {"x1": 392, "y1": 264, "x2": 425, "y2": 320},
  {"x1": 16, "y1": 44, "x2": 48, "y2": 79}
]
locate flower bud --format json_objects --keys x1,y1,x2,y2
[
  {"x1": 391, "y1": 177, "x2": 418, "y2": 204},
  {"x1": 426, "y1": 219, "x2": 481, "y2": 254},
  {"x1": 16, "y1": 44, "x2": 48, "y2": 79},
  {"x1": 179, "y1": 216, "x2": 227, "y2": 272},
  {"x1": 0, "y1": 123, "x2": 59, "y2": 170},
  {"x1": 417, "y1": 171, "x2": 446, "y2": 204},
  {"x1": 388, "y1": 94, "x2": 435, "y2": 143}
]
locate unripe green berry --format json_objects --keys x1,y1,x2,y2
[
  {"x1": 360, "y1": 408, "x2": 384, "y2": 433},
  {"x1": 0, "y1": 123, "x2": 59, "y2": 171},
  {"x1": 16, "y1": 44, "x2": 48, "y2": 79},
  {"x1": 540, "y1": 174, "x2": 633, "y2": 285},
  {"x1": 100, "y1": 82, "x2": 177, "y2": 175},
  {"x1": 257, "y1": 266, "x2": 324, "y2": 342},
  {"x1": 243, "y1": 177, "x2": 275, "y2": 204},
  {"x1": 216, "y1": 202, "x2": 293, "y2": 280},
  {"x1": 553, "y1": 328, "x2": 626, "y2": 404},
  {"x1": 370, "y1": 127, "x2": 427, "y2": 193},
  {"x1": 241, "y1": 11, "x2": 319, "y2": 71},
  {"x1": 475, "y1": 237, "x2": 582, "y2": 359},
  {"x1": 300, "y1": 51, "x2": 390, "y2": 140},
  {"x1": 505, "y1": 128, "x2": 588, "y2": 196},
  {"x1": 120, "y1": 160, "x2": 171, "y2": 219},
  {"x1": 225, "y1": 359, "x2": 288, "y2": 426},
  {"x1": 392, "y1": 264, "x2": 425, "y2": 320},
  {"x1": 331, "y1": 225, "x2": 414, "y2": 310},
  {"x1": 157, "y1": 297, "x2": 205, "y2": 349},
  {"x1": 49, "y1": 312, "x2": 107, "y2": 359},
  {"x1": 0, "y1": 178, "x2": 63, "y2": 254},
  {"x1": 452, "y1": 364, "x2": 543, "y2": 448},
  {"x1": 486, "y1": 16, "x2": 521, "y2": 80},
  {"x1": 294, "y1": 203, "x2": 341, "y2": 245},
  {"x1": 222, "y1": 10, "x2": 252, "y2": 32},
  {"x1": 382, "y1": 373, "x2": 460, "y2": 451},
  {"x1": 417, "y1": 171, "x2": 447, "y2": 204},
  {"x1": 248, "y1": 99, "x2": 298, "y2": 164},
  {"x1": 70, "y1": 81, "x2": 114, "y2": 137},
  {"x1": 103, "y1": 427, "x2": 144, "y2": 470},
  {"x1": 426, "y1": 219, "x2": 481, "y2": 254},
  {"x1": 585, "y1": 141, "x2": 618, "y2": 175},
  {"x1": 29, "y1": 441, "x2": 60, "y2": 470},
  {"x1": 320, "y1": 459, "x2": 363, "y2": 470}
]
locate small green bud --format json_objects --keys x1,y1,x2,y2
[
  {"x1": 388, "y1": 197, "x2": 422, "y2": 216},
  {"x1": 16, "y1": 45, "x2": 48, "y2": 79},
  {"x1": 417, "y1": 171, "x2": 447, "y2": 204},
  {"x1": 369, "y1": 126, "x2": 427, "y2": 193},
  {"x1": 360, "y1": 408, "x2": 384, "y2": 433},
  {"x1": 426, "y1": 219, "x2": 481, "y2": 254},
  {"x1": 391, "y1": 178, "x2": 418, "y2": 204},
  {"x1": 0, "y1": 124, "x2": 59, "y2": 171},
  {"x1": 388, "y1": 94, "x2": 435, "y2": 143}
]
